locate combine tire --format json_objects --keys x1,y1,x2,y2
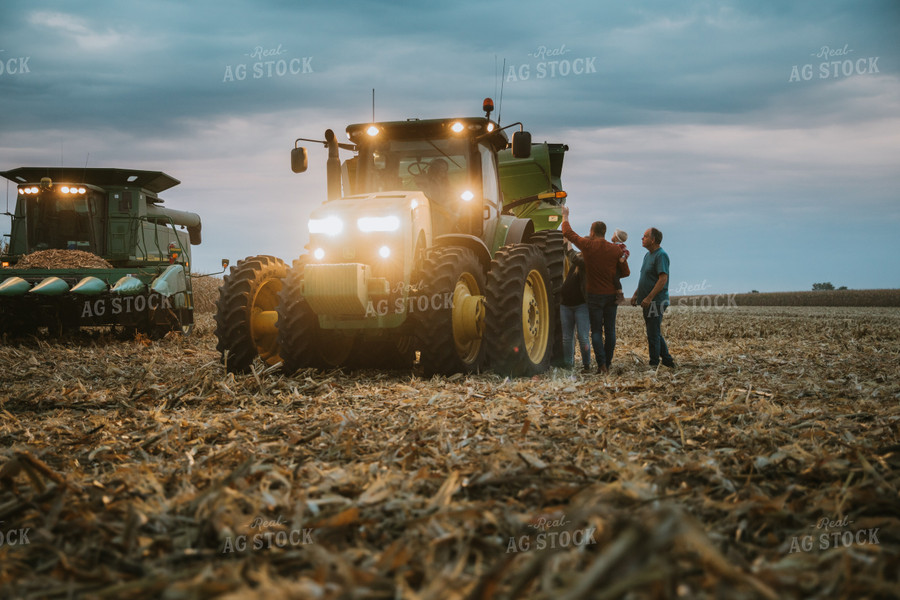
[
  {"x1": 276, "y1": 258, "x2": 355, "y2": 373},
  {"x1": 485, "y1": 244, "x2": 555, "y2": 377},
  {"x1": 416, "y1": 248, "x2": 487, "y2": 376},
  {"x1": 215, "y1": 255, "x2": 288, "y2": 373}
]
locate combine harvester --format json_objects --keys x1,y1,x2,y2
[
  {"x1": 215, "y1": 98, "x2": 568, "y2": 376},
  {"x1": 0, "y1": 167, "x2": 203, "y2": 337}
]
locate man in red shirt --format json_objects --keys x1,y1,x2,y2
[{"x1": 561, "y1": 205, "x2": 630, "y2": 374}]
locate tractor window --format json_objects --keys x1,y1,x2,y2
[
  {"x1": 479, "y1": 143, "x2": 500, "y2": 212},
  {"x1": 26, "y1": 192, "x2": 103, "y2": 254},
  {"x1": 358, "y1": 138, "x2": 470, "y2": 204}
]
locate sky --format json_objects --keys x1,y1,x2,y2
[{"x1": 1, "y1": 0, "x2": 898, "y2": 294}]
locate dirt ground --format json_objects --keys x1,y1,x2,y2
[{"x1": 1, "y1": 306, "x2": 898, "y2": 599}]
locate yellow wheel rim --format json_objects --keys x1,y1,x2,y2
[
  {"x1": 522, "y1": 269, "x2": 549, "y2": 363},
  {"x1": 451, "y1": 272, "x2": 484, "y2": 364},
  {"x1": 250, "y1": 278, "x2": 282, "y2": 365}
]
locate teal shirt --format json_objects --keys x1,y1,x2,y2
[{"x1": 636, "y1": 248, "x2": 670, "y2": 305}]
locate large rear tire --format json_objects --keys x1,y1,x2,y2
[
  {"x1": 276, "y1": 258, "x2": 355, "y2": 373},
  {"x1": 485, "y1": 244, "x2": 555, "y2": 377},
  {"x1": 214, "y1": 255, "x2": 288, "y2": 373},
  {"x1": 416, "y1": 247, "x2": 487, "y2": 377},
  {"x1": 528, "y1": 229, "x2": 566, "y2": 365}
]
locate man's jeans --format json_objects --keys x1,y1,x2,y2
[
  {"x1": 643, "y1": 301, "x2": 673, "y2": 366},
  {"x1": 560, "y1": 303, "x2": 591, "y2": 368},
  {"x1": 587, "y1": 293, "x2": 618, "y2": 367}
]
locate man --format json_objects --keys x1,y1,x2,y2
[
  {"x1": 631, "y1": 228, "x2": 675, "y2": 369},
  {"x1": 561, "y1": 205, "x2": 629, "y2": 374}
]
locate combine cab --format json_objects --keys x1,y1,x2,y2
[
  {"x1": 0, "y1": 167, "x2": 201, "y2": 338},
  {"x1": 215, "y1": 99, "x2": 568, "y2": 376}
]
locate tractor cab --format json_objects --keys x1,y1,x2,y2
[{"x1": 345, "y1": 118, "x2": 503, "y2": 238}]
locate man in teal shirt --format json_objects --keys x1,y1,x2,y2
[{"x1": 631, "y1": 228, "x2": 675, "y2": 368}]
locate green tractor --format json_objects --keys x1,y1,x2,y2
[
  {"x1": 215, "y1": 99, "x2": 568, "y2": 376},
  {"x1": 0, "y1": 167, "x2": 202, "y2": 337}
]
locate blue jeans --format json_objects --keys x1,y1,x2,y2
[
  {"x1": 643, "y1": 301, "x2": 673, "y2": 366},
  {"x1": 560, "y1": 303, "x2": 591, "y2": 368},
  {"x1": 587, "y1": 293, "x2": 618, "y2": 367}
]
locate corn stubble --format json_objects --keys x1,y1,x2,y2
[{"x1": 1, "y1": 297, "x2": 897, "y2": 599}]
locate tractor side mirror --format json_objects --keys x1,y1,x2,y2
[
  {"x1": 221, "y1": 258, "x2": 230, "y2": 270},
  {"x1": 511, "y1": 131, "x2": 532, "y2": 159},
  {"x1": 291, "y1": 147, "x2": 309, "y2": 173}
]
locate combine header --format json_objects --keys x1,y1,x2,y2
[{"x1": 0, "y1": 167, "x2": 201, "y2": 337}]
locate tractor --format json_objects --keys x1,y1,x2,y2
[
  {"x1": 215, "y1": 99, "x2": 567, "y2": 376},
  {"x1": 0, "y1": 167, "x2": 202, "y2": 338}
]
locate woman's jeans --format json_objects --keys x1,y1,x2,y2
[{"x1": 560, "y1": 303, "x2": 591, "y2": 369}]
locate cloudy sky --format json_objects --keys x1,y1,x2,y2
[{"x1": 1, "y1": 0, "x2": 897, "y2": 294}]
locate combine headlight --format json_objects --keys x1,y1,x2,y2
[
  {"x1": 378, "y1": 246, "x2": 391, "y2": 259},
  {"x1": 313, "y1": 248, "x2": 325, "y2": 260},
  {"x1": 357, "y1": 215, "x2": 400, "y2": 232},
  {"x1": 366, "y1": 125, "x2": 380, "y2": 137},
  {"x1": 460, "y1": 190, "x2": 474, "y2": 202},
  {"x1": 61, "y1": 186, "x2": 70, "y2": 193},
  {"x1": 451, "y1": 121, "x2": 465, "y2": 133},
  {"x1": 308, "y1": 216, "x2": 344, "y2": 236}
]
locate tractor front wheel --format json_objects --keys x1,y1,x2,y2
[
  {"x1": 214, "y1": 255, "x2": 288, "y2": 373},
  {"x1": 277, "y1": 258, "x2": 355, "y2": 373},
  {"x1": 416, "y1": 247, "x2": 486, "y2": 376}
]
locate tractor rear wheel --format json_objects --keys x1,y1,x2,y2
[
  {"x1": 276, "y1": 257, "x2": 355, "y2": 373},
  {"x1": 485, "y1": 244, "x2": 555, "y2": 377},
  {"x1": 416, "y1": 247, "x2": 486, "y2": 376},
  {"x1": 214, "y1": 255, "x2": 288, "y2": 373},
  {"x1": 528, "y1": 229, "x2": 566, "y2": 365}
]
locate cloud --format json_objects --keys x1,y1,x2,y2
[{"x1": 26, "y1": 10, "x2": 125, "y2": 51}]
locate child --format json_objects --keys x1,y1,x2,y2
[{"x1": 611, "y1": 229, "x2": 630, "y2": 304}]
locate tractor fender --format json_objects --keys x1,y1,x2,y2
[
  {"x1": 433, "y1": 234, "x2": 492, "y2": 272},
  {"x1": 503, "y1": 218, "x2": 535, "y2": 246}
]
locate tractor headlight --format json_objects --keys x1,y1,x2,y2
[
  {"x1": 308, "y1": 216, "x2": 344, "y2": 236},
  {"x1": 378, "y1": 245, "x2": 391, "y2": 258},
  {"x1": 357, "y1": 216, "x2": 400, "y2": 232},
  {"x1": 460, "y1": 190, "x2": 474, "y2": 202},
  {"x1": 313, "y1": 247, "x2": 326, "y2": 260}
]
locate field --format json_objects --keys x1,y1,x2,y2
[{"x1": 1, "y1": 291, "x2": 898, "y2": 598}]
